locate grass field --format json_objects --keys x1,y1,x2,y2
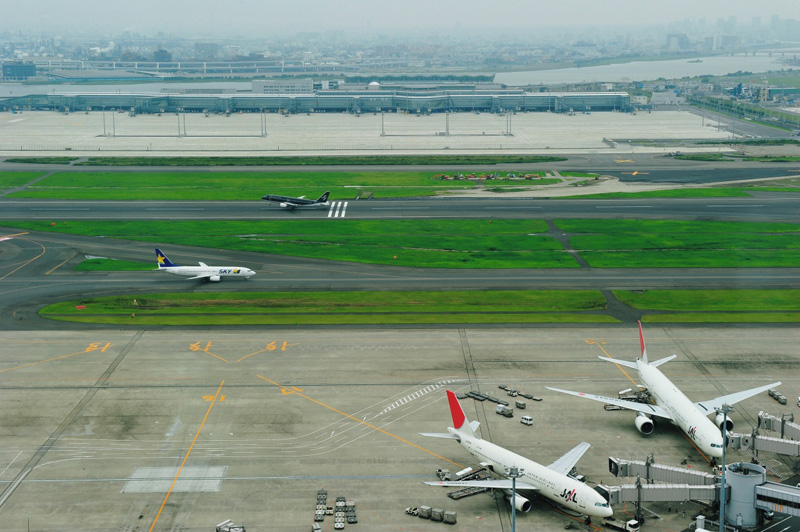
[
  {"x1": 560, "y1": 219, "x2": 800, "y2": 268},
  {"x1": 0, "y1": 172, "x2": 48, "y2": 188},
  {"x1": 71, "y1": 155, "x2": 568, "y2": 166},
  {"x1": 74, "y1": 258, "x2": 155, "y2": 271},
  {"x1": 38, "y1": 289, "x2": 800, "y2": 325},
  {"x1": 40, "y1": 290, "x2": 615, "y2": 325},
  {"x1": 4, "y1": 170, "x2": 572, "y2": 200},
  {"x1": 6, "y1": 218, "x2": 799, "y2": 269}
]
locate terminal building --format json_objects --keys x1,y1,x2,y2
[{"x1": 0, "y1": 80, "x2": 632, "y2": 115}]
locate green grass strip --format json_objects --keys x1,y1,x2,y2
[
  {"x1": 74, "y1": 258, "x2": 153, "y2": 271},
  {"x1": 613, "y1": 290, "x2": 800, "y2": 311},
  {"x1": 643, "y1": 313, "x2": 800, "y2": 323},
  {"x1": 43, "y1": 290, "x2": 607, "y2": 314},
  {"x1": 4, "y1": 157, "x2": 78, "y2": 164},
  {"x1": 76, "y1": 155, "x2": 567, "y2": 166},
  {"x1": 5, "y1": 219, "x2": 575, "y2": 269},
  {"x1": 0, "y1": 172, "x2": 48, "y2": 188},
  {"x1": 7, "y1": 170, "x2": 570, "y2": 200},
  {"x1": 41, "y1": 290, "x2": 614, "y2": 325}
]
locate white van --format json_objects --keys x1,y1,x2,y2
[{"x1": 520, "y1": 415, "x2": 533, "y2": 426}]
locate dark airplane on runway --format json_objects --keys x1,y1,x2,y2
[{"x1": 262, "y1": 191, "x2": 330, "y2": 209}]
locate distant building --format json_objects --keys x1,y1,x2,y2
[
  {"x1": 153, "y1": 49, "x2": 172, "y2": 63},
  {"x1": 2, "y1": 61, "x2": 36, "y2": 81},
  {"x1": 194, "y1": 42, "x2": 219, "y2": 60},
  {"x1": 650, "y1": 91, "x2": 685, "y2": 105},
  {"x1": 252, "y1": 78, "x2": 314, "y2": 94},
  {"x1": 666, "y1": 33, "x2": 690, "y2": 51}
]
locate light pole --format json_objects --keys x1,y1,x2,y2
[
  {"x1": 507, "y1": 467, "x2": 523, "y2": 532},
  {"x1": 719, "y1": 403, "x2": 731, "y2": 532}
]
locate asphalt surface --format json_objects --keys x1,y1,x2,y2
[
  {"x1": 1, "y1": 153, "x2": 799, "y2": 531},
  {"x1": 2, "y1": 194, "x2": 800, "y2": 222}
]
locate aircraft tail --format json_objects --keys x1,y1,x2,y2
[
  {"x1": 155, "y1": 248, "x2": 177, "y2": 268},
  {"x1": 317, "y1": 191, "x2": 330, "y2": 203},
  {"x1": 446, "y1": 390, "x2": 477, "y2": 439},
  {"x1": 638, "y1": 320, "x2": 649, "y2": 364}
]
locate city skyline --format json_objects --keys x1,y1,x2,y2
[{"x1": 4, "y1": 0, "x2": 800, "y2": 37}]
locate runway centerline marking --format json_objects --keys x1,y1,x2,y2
[
  {"x1": 256, "y1": 375, "x2": 463, "y2": 467},
  {"x1": 149, "y1": 380, "x2": 224, "y2": 532}
]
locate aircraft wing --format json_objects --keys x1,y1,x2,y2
[
  {"x1": 695, "y1": 381, "x2": 782, "y2": 414},
  {"x1": 547, "y1": 441, "x2": 591, "y2": 476},
  {"x1": 546, "y1": 387, "x2": 673, "y2": 420},
  {"x1": 185, "y1": 274, "x2": 211, "y2": 280},
  {"x1": 424, "y1": 479, "x2": 538, "y2": 490},
  {"x1": 419, "y1": 432, "x2": 459, "y2": 440}
]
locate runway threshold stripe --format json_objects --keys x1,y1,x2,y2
[
  {"x1": 149, "y1": 380, "x2": 224, "y2": 532},
  {"x1": 256, "y1": 375, "x2": 463, "y2": 468}
]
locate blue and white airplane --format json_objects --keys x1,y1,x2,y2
[
  {"x1": 155, "y1": 249, "x2": 255, "y2": 282},
  {"x1": 422, "y1": 390, "x2": 612, "y2": 522},
  {"x1": 547, "y1": 322, "x2": 780, "y2": 459}
]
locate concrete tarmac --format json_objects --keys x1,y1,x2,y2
[{"x1": 0, "y1": 326, "x2": 795, "y2": 532}]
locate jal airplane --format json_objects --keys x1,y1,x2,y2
[
  {"x1": 547, "y1": 322, "x2": 781, "y2": 459},
  {"x1": 261, "y1": 191, "x2": 330, "y2": 209},
  {"x1": 422, "y1": 390, "x2": 612, "y2": 523},
  {"x1": 155, "y1": 249, "x2": 255, "y2": 282}
]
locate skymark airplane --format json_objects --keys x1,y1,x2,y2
[
  {"x1": 261, "y1": 191, "x2": 330, "y2": 209},
  {"x1": 155, "y1": 249, "x2": 255, "y2": 282},
  {"x1": 422, "y1": 390, "x2": 612, "y2": 522},
  {"x1": 547, "y1": 322, "x2": 781, "y2": 460}
]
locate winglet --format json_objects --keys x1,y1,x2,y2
[{"x1": 638, "y1": 320, "x2": 649, "y2": 364}]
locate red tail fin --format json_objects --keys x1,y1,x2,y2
[
  {"x1": 638, "y1": 320, "x2": 649, "y2": 364},
  {"x1": 446, "y1": 390, "x2": 466, "y2": 429}
]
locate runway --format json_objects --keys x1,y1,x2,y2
[{"x1": 3, "y1": 194, "x2": 800, "y2": 222}]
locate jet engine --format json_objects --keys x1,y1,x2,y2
[
  {"x1": 502, "y1": 490, "x2": 532, "y2": 512},
  {"x1": 634, "y1": 412, "x2": 655, "y2": 435},
  {"x1": 209, "y1": 276, "x2": 221, "y2": 282},
  {"x1": 279, "y1": 202, "x2": 289, "y2": 208},
  {"x1": 715, "y1": 413, "x2": 734, "y2": 432}
]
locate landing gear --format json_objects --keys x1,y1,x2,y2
[{"x1": 584, "y1": 517, "x2": 592, "y2": 525}]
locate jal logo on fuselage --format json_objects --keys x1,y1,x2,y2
[{"x1": 560, "y1": 488, "x2": 577, "y2": 504}]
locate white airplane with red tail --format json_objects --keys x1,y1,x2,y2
[
  {"x1": 421, "y1": 390, "x2": 612, "y2": 523},
  {"x1": 547, "y1": 322, "x2": 780, "y2": 459}
]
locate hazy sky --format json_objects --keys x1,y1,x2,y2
[{"x1": 7, "y1": 0, "x2": 800, "y2": 37}]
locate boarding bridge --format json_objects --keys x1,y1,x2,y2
[
  {"x1": 723, "y1": 411, "x2": 800, "y2": 477},
  {"x1": 603, "y1": 457, "x2": 800, "y2": 527},
  {"x1": 607, "y1": 456, "x2": 717, "y2": 486},
  {"x1": 600, "y1": 456, "x2": 719, "y2": 513},
  {"x1": 755, "y1": 482, "x2": 800, "y2": 517}
]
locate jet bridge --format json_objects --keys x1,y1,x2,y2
[
  {"x1": 723, "y1": 411, "x2": 800, "y2": 477},
  {"x1": 603, "y1": 456, "x2": 800, "y2": 526},
  {"x1": 600, "y1": 456, "x2": 718, "y2": 513}
]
